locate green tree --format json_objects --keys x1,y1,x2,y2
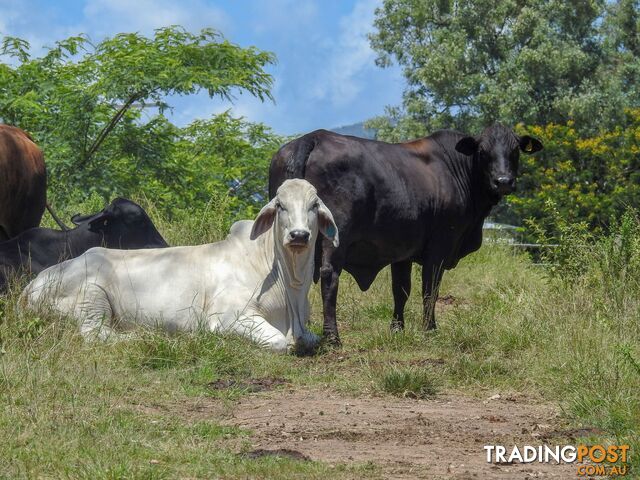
[
  {"x1": 368, "y1": 0, "x2": 640, "y2": 137},
  {"x1": 0, "y1": 27, "x2": 276, "y2": 211},
  {"x1": 169, "y1": 113, "x2": 284, "y2": 217}
]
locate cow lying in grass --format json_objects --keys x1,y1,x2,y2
[
  {"x1": 21, "y1": 179, "x2": 339, "y2": 353},
  {"x1": 0, "y1": 198, "x2": 169, "y2": 292}
]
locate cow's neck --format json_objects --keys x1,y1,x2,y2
[
  {"x1": 450, "y1": 151, "x2": 499, "y2": 219},
  {"x1": 258, "y1": 227, "x2": 313, "y2": 341},
  {"x1": 472, "y1": 153, "x2": 501, "y2": 219}
]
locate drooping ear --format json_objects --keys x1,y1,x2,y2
[
  {"x1": 519, "y1": 135, "x2": 543, "y2": 154},
  {"x1": 317, "y1": 198, "x2": 339, "y2": 248},
  {"x1": 455, "y1": 136, "x2": 479, "y2": 156},
  {"x1": 250, "y1": 198, "x2": 277, "y2": 240}
]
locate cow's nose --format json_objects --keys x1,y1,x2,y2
[
  {"x1": 289, "y1": 230, "x2": 310, "y2": 244},
  {"x1": 494, "y1": 176, "x2": 515, "y2": 194},
  {"x1": 496, "y1": 176, "x2": 514, "y2": 187}
]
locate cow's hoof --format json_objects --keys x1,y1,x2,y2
[
  {"x1": 320, "y1": 333, "x2": 342, "y2": 349},
  {"x1": 390, "y1": 321, "x2": 404, "y2": 333},
  {"x1": 291, "y1": 333, "x2": 320, "y2": 356}
]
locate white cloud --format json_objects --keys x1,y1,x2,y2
[
  {"x1": 310, "y1": 0, "x2": 381, "y2": 107},
  {"x1": 0, "y1": 0, "x2": 230, "y2": 57},
  {"x1": 80, "y1": 0, "x2": 230, "y2": 38},
  {"x1": 0, "y1": 1, "x2": 73, "y2": 59},
  {"x1": 0, "y1": 1, "x2": 19, "y2": 34}
]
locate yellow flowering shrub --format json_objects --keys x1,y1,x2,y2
[{"x1": 510, "y1": 111, "x2": 640, "y2": 236}]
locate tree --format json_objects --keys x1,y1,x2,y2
[
  {"x1": 169, "y1": 113, "x2": 284, "y2": 216},
  {"x1": 368, "y1": 0, "x2": 640, "y2": 137},
  {"x1": 510, "y1": 112, "x2": 640, "y2": 234},
  {"x1": 0, "y1": 27, "x2": 276, "y2": 209}
]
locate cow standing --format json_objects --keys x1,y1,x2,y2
[
  {"x1": 21, "y1": 180, "x2": 338, "y2": 353},
  {"x1": 0, "y1": 125, "x2": 47, "y2": 240},
  {"x1": 269, "y1": 124, "x2": 543, "y2": 344}
]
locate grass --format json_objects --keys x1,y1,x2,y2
[
  {"x1": 378, "y1": 366, "x2": 439, "y2": 398},
  {"x1": 2, "y1": 203, "x2": 640, "y2": 477}
]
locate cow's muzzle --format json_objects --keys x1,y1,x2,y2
[
  {"x1": 286, "y1": 230, "x2": 311, "y2": 250},
  {"x1": 491, "y1": 176, "x2": 516, "y2": 195}
]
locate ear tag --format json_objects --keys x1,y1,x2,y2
[
  {"x1": 526, "y1": 140, "x2": 533, "y2": 152},
  {"x1": 326, "y1": 224, "x2": 336, "y2": 239}
]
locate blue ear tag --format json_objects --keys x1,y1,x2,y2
[{"x1": 326, "y1": 225, "x2": 336, "y2": 238}]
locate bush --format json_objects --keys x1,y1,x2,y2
[{"x1": 509, "y1": 113, "x2": 640, "y2": 236}]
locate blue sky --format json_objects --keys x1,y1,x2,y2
[{"x1": 0, "y1": 0, "x2": 405, "y2": 135}]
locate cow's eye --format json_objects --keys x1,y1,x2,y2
[{"x1": 311, "y1": 202, "x2": 319, "y2": 210}]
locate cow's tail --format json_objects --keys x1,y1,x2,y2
[
  {"x1": 269, "y1": 133, "x2": 318, "y2": 198},
  {"x1": 286, "y1": 134, "x2": 317, "y2": 179},
  {"x1": 46, "y1": 202, "x2": 70, "y2": 231}
]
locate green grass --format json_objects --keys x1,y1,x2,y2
[
  {"x1": 2, "y1": 204, "x2": 640, "y2": 477},
  {"x1": 378, "y1": 366, "x2": 439, "y2": 398}
]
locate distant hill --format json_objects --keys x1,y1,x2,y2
[{"x1": 330, "y1": 122, "x2": 376, "y2": 139}]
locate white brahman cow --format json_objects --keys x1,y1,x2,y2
[{"x1": 20, "y1": 179, "x2": 339, "y2": 353}]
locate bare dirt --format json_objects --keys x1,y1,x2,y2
[
  {"x1": 223, "y1": 388, "x2": 581, "y2": 479},
  {"x1": 207, "y1": 377, "x2": 289, "y2": 393}
]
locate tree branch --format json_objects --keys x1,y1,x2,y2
[{"x1": 80, "y1": 92, "x2": 143, "y2": 167}]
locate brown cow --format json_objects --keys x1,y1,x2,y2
[{"x1": 0, "y1": 125, "x2": 47, "y2": 241}]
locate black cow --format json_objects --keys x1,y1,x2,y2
[
  {"x1": 268, "y1": 124, "x2": 543, "y2": 344},
  {"x1": 0, "y1": 198, "x2": 169, "y2": 292}
]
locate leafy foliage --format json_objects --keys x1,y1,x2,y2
[
  {"x1": 171, "y1": 114, "x2": 283, "y2": 217},
  {"x1": 0, "y1": 27, "x2": 279, "y2": 217},
  {"x1": 507, "y1": 111, "x2": 640, "y2": 231},
  {"x1": 368, "y1": 0, "x2": 640, "y2": 136}
]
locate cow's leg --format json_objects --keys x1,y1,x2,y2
[
  {"x1": 390, "y1": 261, "x2": 412, "y2": 332},
  {"x1": 320, "y1": 246, "x2": 344, "y2": 346},
  {"x1": 285, "y1": 308, "x2": 320, "y2": 356},
  {"x1": 72, "y1": 285, "x2": 122, "y2": 341},
  {"x1": 421, "y1": 256, "x2": 445, "y2": 331},
  {"x1": 226, "y1": 313, "x2": 289, "y2": 353}
]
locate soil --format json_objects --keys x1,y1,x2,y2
[
  {"x1": 208, "y1": 377, "x2": 289, "y2": 393},
  {"x1": 223, "y1": 388, "x2": 581, "y2": 479}
]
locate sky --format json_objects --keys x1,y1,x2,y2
[{"x1": 0, "y1": 0, "x2": 405, "y2": 135}]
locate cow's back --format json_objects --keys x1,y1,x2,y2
[{"x1": 0, "y1": 125, "x2": 46, "y2": 239}]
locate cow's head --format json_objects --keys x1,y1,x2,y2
[
  {"x1": 455, "y1": 124, "x2": 543, "y2": 197},
  {"x1": 72, "y1": 198, "x2": 169, "y2": 249},
  {"x1": 250, "y1": 179, "x2": 339, "y2": 254}
]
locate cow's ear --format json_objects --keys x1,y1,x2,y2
[
  {"x1": 87, "y1": 212, "x2": 112, "y2": 232},
  {"x1": 519, "y1": 135, "x2": 543, "y2": 154},
  {"x1": 317, "y1": 198, "x2": 339, "y2": 248},
  {"x1": 250, "y1": 198, "x2": 277, "y2": 240},
  {"x1": 71, "y1": 213, "x2": 93, "y2": 225},
  {"x1": 455, "y1": 136, "x2": 479, "y2": 156}
]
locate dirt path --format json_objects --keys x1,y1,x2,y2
[{"x1": 223, "y1": 388, "x2": 579, "y2": 479}]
